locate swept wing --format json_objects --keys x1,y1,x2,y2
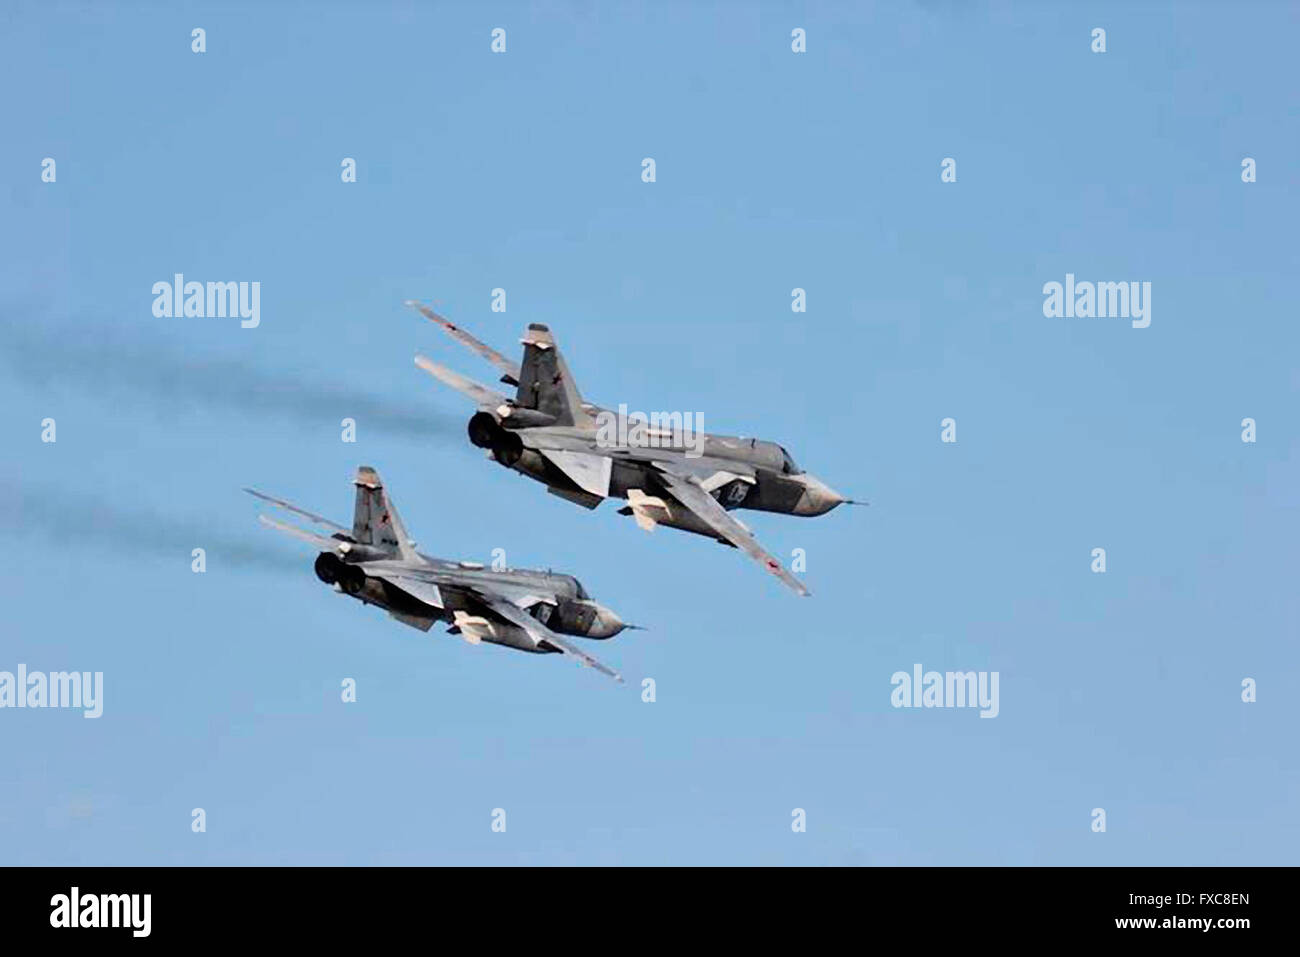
[
  {"x1": 414, "y1": 354, "x2": 510, "y2": 409},
  {"x1": 651, "y1": 463, "x2": 810, "y2": 597},
  {"x1": 474, "y1": 591, "x2": 623, "y2": 683},
  {"x1": 405, "y1": 300, "x2": 521, "y2": 385}
]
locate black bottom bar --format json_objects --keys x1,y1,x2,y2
[{"x1": 0, "y1": 866, "x2": 1278, "y2": 943}]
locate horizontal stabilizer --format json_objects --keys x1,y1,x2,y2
[
  {"x1": 540, "y1": 449, "x2": 612, "y2": 499},
  {"x1": 547, "y1": 485, "x2": 604, "y2": 510},
  {"x1": 389, "y1": 610, "x2": 435, "y2": 632},
  {"x1": 382, "y1": 574, "x2": 444, "y2": 609}
]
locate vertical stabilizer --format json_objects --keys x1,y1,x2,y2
[
  {"x1": 351, "y1": 466, "x2": 418, "y2": 560},
  {"x1": 514, "y1": 324, "x2": 592, "y2": 427}
]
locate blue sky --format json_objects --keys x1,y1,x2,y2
[{"x1": 1, "y1": 1, "x2": 1296, "y2": 864}]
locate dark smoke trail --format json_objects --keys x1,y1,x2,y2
[
  {"x1": 5, "y1": 480, "x2": 305, "y2": 575},
  {"x1": 0, "y1": 317, "x2": 460, "y2": 440}
]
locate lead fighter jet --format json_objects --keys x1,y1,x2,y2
[
  {"x1": 246, "y1": 466, "x2": 628, "y2": 682},
  {"x1": 406, "y1": 302, "x2": 858, "y2": 596}
]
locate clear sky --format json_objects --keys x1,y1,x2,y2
[{"x1": 1, "y1": 1, "x2": 1296, "y2": 865}]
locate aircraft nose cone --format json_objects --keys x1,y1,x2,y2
[
  {"x1": 588, "y1": 604, "x2": 627, "y2": 638},
  {"x1": 796, "y1": 476, "x2": 846, "y2": 516}
]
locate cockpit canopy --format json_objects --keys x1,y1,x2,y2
[{"x1": 779, "y1": 446, "x2": 803, "y2": 475}]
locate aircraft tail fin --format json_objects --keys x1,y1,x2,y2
[
  {"x1": 515, "y1": 324, "x2": 591, "y2": 427},
  {"x1": 351, "y1": 466, "x2": 419, "y2": 560}
]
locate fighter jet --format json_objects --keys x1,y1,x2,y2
[
  {"x1": 405, "y1": 301, "x2": 858, "y2": 596},
  {"x1": 246, "y1": 466, "x2": 628, "y2": 682}
]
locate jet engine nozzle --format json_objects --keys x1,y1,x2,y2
[
  {"x1": 467, "y1": 412, "x2": 523, "y2": 466},
  {"x1": 468, "y1": 411, "x2": 501, "y2": 448},
  {"x1": 316, "y1": 552, "x2": 365, "y2": 594},
  {"x1": 314, "y1": 552, "x2": 342, "y2": 584}
]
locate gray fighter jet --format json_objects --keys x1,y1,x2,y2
[
  {"x1": 246, "y1": 466, "x2": 628, "y2": 681},
  {"x1": 406, "y1": 302, "x2": 858, "y2": 596}
]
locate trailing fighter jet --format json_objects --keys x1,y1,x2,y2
[
  {"x1": 245, "y1": 466, "x2": 628, "y2": 682},
  {"x1": 405, "y1": 301, "x2": 859, "y2": 596}
]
